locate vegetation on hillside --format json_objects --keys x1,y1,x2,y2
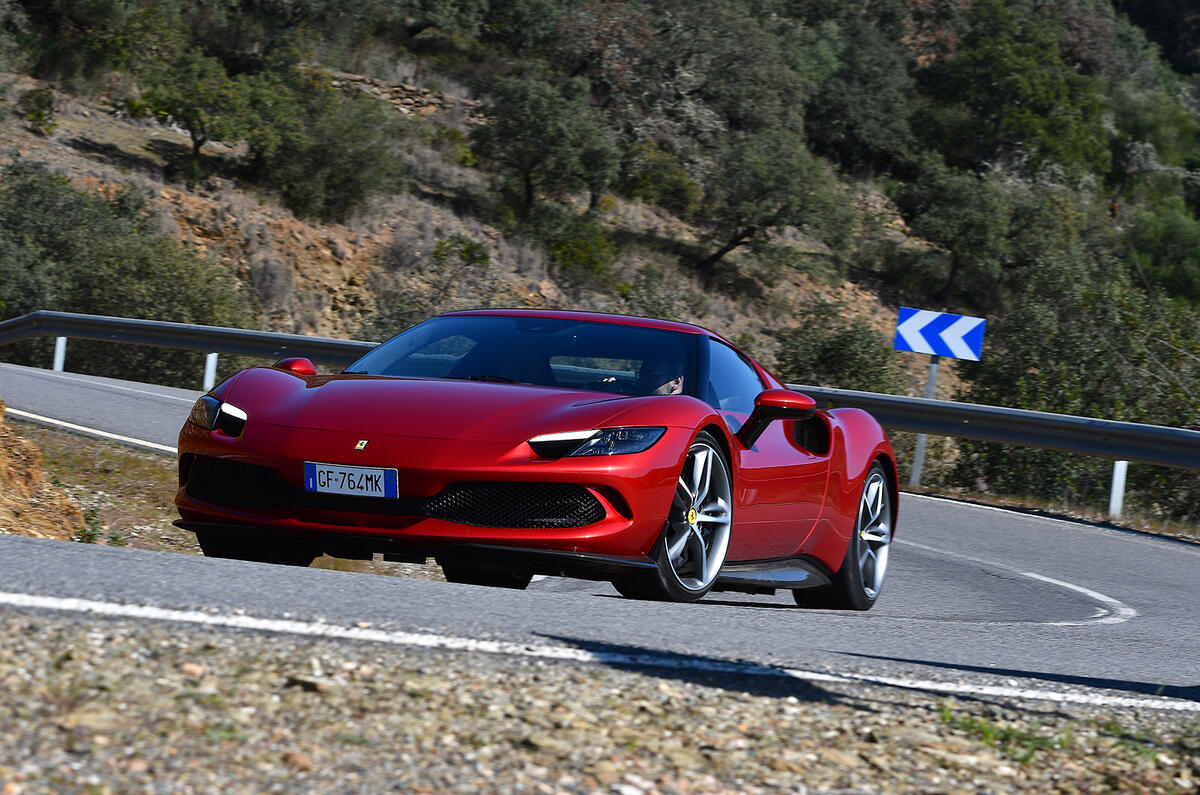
[{"x1": 0, "y1": 0, "x2": 1198, "y2": 520}]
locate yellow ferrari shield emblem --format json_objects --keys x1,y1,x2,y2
[
  {"x1": 354, "y1": 440, "x2": 368, "y2": 451},
  {"x1": 687, "y1": 508, "x2": 698, "y2": 525}
]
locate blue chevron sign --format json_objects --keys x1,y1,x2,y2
[{"x1": 893, "y1": 307, "x2": 986, "y2": 361}]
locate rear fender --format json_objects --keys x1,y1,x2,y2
[{"x1": 801, "y1": 408, "x2": 897, "y2": 572}]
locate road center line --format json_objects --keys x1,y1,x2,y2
[
  {"x1": 0, "y1": 590, "x2": 1193, "y2": 712},
  {"x1": 896, "y1": 538, "x2": 1137, "y2": 626}
]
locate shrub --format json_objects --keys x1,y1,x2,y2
[
  {"x1": 772, "y1": 302, "x2": 903, "y2": 394},
  {"x1": 240, "y1": 64, "x2": 405, "y2": 222},
  {"x1": 17, "y1": 86, "x2": 55, "y2": 135},
  {"x1": 0, "y1": 161, "x2": 248, "y2": 387},
  {"x1": 619, "y1": 142, "x2": 701, "y2": 218}
]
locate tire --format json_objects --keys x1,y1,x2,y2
[
  {"x1": 793, "y1": 462, "x2": 892, "y2": 610},
  {"x1": 611, "y1": 431, "x2": 733, "y2": 602},
  {"x1": 195, "y1": 530, "x2": 318, "y2": 567},
  {"x1": 438, "y1": 561, "x2": 533, "y2": 590}
]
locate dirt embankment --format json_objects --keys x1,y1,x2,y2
[{"x1": 0, "y1": 397, "x2": 83, "y2": 540}]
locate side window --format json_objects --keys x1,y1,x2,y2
[{"x1": 705, "y1": 340, "x2": 765, "y2": 415}]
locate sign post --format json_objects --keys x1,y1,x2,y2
[{"x1": 893, "y1": 307, "x2": 986, "y2": 487}]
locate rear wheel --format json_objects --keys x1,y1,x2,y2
[
  {"x1": 195, "y1": 530, "x2": 318, "y2": 567},
  {"x1": 612, "y1": 431, "x2": 733, "y2": 602},
  {"x1": 438, "y1": 561, "x2": 533, "y2": 590},
  {"x1": 793, "y1": 462, "x2": 892, "y2": 610}
]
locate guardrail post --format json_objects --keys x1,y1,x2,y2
[
  {"x1": 1109, "y1": 460, "x2": 1128, "y2": 519},
  {"x1": 52, "y1": 336, "x2": 67, "y2": 372},
  {"x1": 908, "y1": 356, "x2": 940, "y2": 488},
  {"x1": 203, "y1": 352, "x2": 219, "y2": 392}
]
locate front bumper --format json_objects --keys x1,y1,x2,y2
[{"x1": 174, "y1": 420, "x2": 690, "y2": 559}]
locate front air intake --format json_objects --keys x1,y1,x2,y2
[{"x1": 425, "y1": 483, "x2": 606, "y2": 529}]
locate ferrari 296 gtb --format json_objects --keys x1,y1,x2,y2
[{"x1": 175, "y1": 309, "x2": 898, "y2": 607}]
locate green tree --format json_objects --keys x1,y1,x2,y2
[
  {"x1": 239, "y1": 62, "x2": 403, "y2": 222},
  {"x1": 1127, "y1": 196, "x2": 1200, "y2": 302},
  {"x1": 695, "y1": 129, "x2": 842, "y2": 275},
  {"x1": 898, "y1": 162, "x2": 1012, "y2": 305},
  {"x1": 483, "y1": 0, "x2": 565, "y2": 55},
  {"x1": 913, "y1": 0, "x2": 1110, "y2": 177},
  {"x1": 471, "y1": 75, "x2": 616, "y2": 219},
  {"x1": 804, "y1": 19, "x2": 915, "y2": 176},
  {"x1": 643, "y1": 1, "x2": 807, "y2": 138},
  {"x1": 144, "y1": 48, "x2": 248, "y2": 174}
]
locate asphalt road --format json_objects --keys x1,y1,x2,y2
[{"x1": 1, "y1": 361, "x2": 1198, "y2": 707}]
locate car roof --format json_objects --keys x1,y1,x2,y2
[{"x1": 440, "y1": 308, "x2": 729, "y2": 342}]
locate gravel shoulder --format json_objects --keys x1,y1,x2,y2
[{"x1": 0, "y1": 610, "x2": 1196, "y2": 794}]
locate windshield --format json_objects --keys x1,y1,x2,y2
[{"x1": 346, "y1": 315, "x2": 700, "y2": 398}]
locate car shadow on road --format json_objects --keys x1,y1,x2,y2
[
  {"x1": 838, "y1": 651, "x2": 1200, "y2": 703},
  {"x1": 539, "y1": 633, "x2": 858, "y2": 706}
]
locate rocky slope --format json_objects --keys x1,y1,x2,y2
[{"x1": 0, "y1": 397, "x2": 83, "y2": 541}]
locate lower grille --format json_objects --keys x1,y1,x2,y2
[
  {"x1": 185, "y1": 456, "x2": 606, "y2": 529},
  {"x1": 185, "y1": 456, "x2": 292, "y2": 509},
  {"x1": 426, "y1": 483, "x2": 606, "y2": 529}
]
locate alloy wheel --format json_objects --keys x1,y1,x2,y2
[
  {"x1": 856, "y1": 469, "x2": 891, "y2": 599},
  {"x1": 664, "y1": 439, "x2": 733, "y2": 592}
]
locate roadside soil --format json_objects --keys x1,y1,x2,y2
[
  {"x1": 0, "y1": 398, "x2": 82, "y2": 541},
  {"x1": 0, "y1": 612, "x2": 1194, "y2": 794}
]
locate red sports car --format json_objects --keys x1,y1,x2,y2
[{"x1": 176, "y1": 309, "x2": 897, "y2": 608}]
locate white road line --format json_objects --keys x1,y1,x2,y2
[
  {"x1": 1020, "y1": 571, "x2": 1139, "y2": 626},
  {"x1": 897, "y1": 538, "x2": 1137, "y2": 626},
  {"x1": 4, "y1": 407, "x2": 177, "y2": 454},
  {"x1": 1, "y1": 364, "x2": 199, "y2": 402},
  {"x1": 0, "y1": 590, "x2": 1194, "y2": 712}
]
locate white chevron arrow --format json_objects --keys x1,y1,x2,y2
[
  {"x1": 895, "y1": 309, "x2": 940, "y2": 355},
  {"x1": 942, "y1": 315, "x2": 985, "y2": 360}
]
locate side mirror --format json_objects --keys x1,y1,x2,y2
[
  {"x1": 273, "y1": 357, "x2": 316, "y2": 376},
  {"x1": 737, "y1": 389, "x2": 817, "y2": 448}
]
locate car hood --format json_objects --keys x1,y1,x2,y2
[{"x1": 229, "y1": 369, "x2": 667, "y2": 442}]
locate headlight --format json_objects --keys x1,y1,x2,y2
[
  {"x1": 188, "y1": 396, "x2": 221, "y2": 429},
  {"x1": 529, "y1": 427, "x2": 665, "y2": 458},
  {"x1": 187, "y1": 396, "x2": 248, "y2": 437}
]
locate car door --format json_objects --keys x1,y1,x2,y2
[{"x1": 702, "y1": 339, "x2": 832, "y2": 561}]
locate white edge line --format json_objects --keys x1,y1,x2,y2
[
  {"x1": 0, "y1": 590, "x2": 1194, "y2": 712},
  {"x1": 5, "y1": 408, "x2": 177, "y2": 455},
  {"x1": 897, "y1": 538, "x2": 1138, "y2": 626}
]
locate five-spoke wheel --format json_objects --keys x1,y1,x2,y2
[
  {"x1": 613, "y1": 431, "x2": 732, "y2": 602},
  {"x1": 794, "y1": 461, "x2": 892, "y2": 610}
]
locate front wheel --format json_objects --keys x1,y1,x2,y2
[
  {"x1": 793, "y1": 462, "x2": 892, "y2": 610},
  {"x1": 612, "y1": 431, "x2": 733, "y2": 602}
]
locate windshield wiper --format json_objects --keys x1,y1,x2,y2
[{"x1": 464, "y1": 374, "x2": 516, "y2": 383}]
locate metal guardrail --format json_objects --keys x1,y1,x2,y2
[
  {"x1": 1, "y1": 311, "x2": 1197, "y2": 474},
  {"x1": 787, "y1": 384, "x2": 1200, "y2": 472},
  {"x1": 0, "y1": 310, "x2": 376, "y2": 366}
]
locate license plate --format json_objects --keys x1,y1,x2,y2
[{"x1": 304, "y1": 462, "x2": 398, "y2": 499}]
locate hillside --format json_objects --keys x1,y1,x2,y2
[
  {"x1": 0, "y1": 0, "x2": 1197, "y2": 521},
  {"x1": 0, "y1": 398, "x2": 82, "y2": 540}
]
